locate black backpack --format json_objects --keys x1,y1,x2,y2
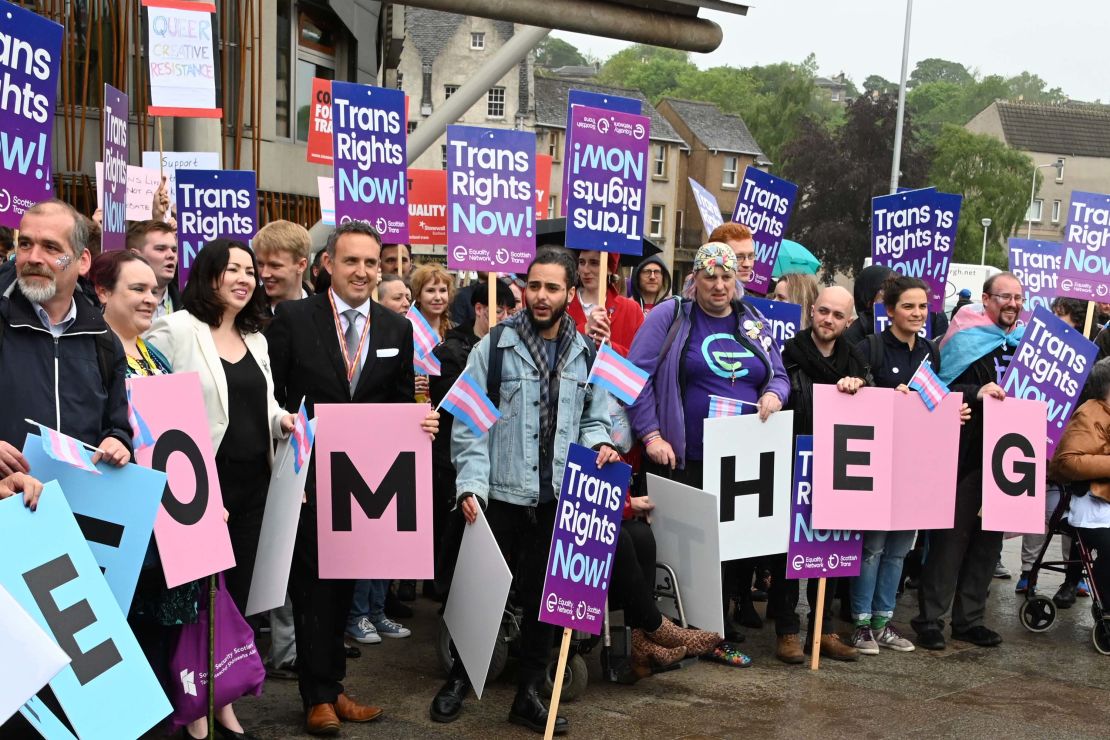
[{"x1": 485, "y1": 323, "x2": 597, "y2": 407}]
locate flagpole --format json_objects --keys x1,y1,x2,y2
[{"x1": 25, "y1": 419, "x2": 106, "y2": 454}]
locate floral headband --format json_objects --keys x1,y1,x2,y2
[{"x1": 693, "y1": 242, "x2": 738, "y2": 276}]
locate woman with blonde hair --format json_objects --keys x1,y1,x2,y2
[
  {"x1": 772, "y1": 273, "x2": 820, "y2": 328},
  {"x1": 409, "y1": 263, "x2": 455, "y2": 340}
]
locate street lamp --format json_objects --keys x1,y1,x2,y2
[
  {"x1": 1027, "y1": 157, "x2": 1066, "y2": 238},
  {"x1": 980, "y1": 217, "x2": 992, "y2": 266}
]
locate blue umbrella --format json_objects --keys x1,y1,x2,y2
[{"x1": 773, "y1": 239, "x2": 821, "y2": 278}]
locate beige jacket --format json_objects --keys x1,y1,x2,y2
[{"x1": 1049, "y1": 399, "x2": 1110, "y2": 503}]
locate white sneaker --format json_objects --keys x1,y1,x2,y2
[
  {"x1": 346, "y1": 617, "x2": 382, "y2": 644},
  {"x1": 876, "y1": 624, "x2": 915, "y2": 652}
]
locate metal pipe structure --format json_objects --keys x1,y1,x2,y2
[
  {"x1": 400, "y1": 0, "x2": 724, "y2": 53},
  {"x1": 889, "y1": 0, "x2": 913, "y2": 194}
]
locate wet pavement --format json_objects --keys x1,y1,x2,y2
[{"x1": 233, "y1": 538, "x2": 1110, "y2": 739}]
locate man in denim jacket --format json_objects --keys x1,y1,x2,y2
[{"x1": 430, "y1": 248, "x2": 617, "y2": 734}]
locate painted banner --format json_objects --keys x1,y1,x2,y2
[
  {"x1": 561, "y1": 89, "x2": 641, "y2": 213},
  {"x1": 143, "y1": 0, "x2": 220, "y2": 117},
  {"x1": 0, "y1": 583, "x2": 69, "y2": 725},
  {"x1": 128, "y1": 373, "x2": 235, "y2": 588},
  {"x1": 982, "y1": 396, "x2": 1047, "y2": 534},
  {"x1": 0, "y1": 1, "x2": 63, "y2": 229},
  {"x1": 539, "y1": 443, "x2": 629, "y2": 635},
  {"x1": 786, "y1": 436, "x2": 862, "y2": 579},
  {"x1": 245, "y1": 420, "x2": 316, "y2": 616},
  {"x1": 408, "y1": 169, "x2": 446, "y2": 245},
  {"x1": 174, "y1": 168, "x2": 257, "y2": 288},
  {"x1": 1009, "y1": 238, "x2": 1062, "y2": 324},
  {"x1": 564, "y1": 104, "x2": 651, "y2": 254},
  {"x1": 1000, "y1": 305, "x2": 1096, "y2": 456},
  {"x1": 318, "y1": 175, "x2": 336, "y2": 226},
  {"x1": 873, "y1": 303, "x2": 931, "y2": 339},
  {"x1": 1058, "y1": 191, "x2": 1110, "y2": 301},
  {"x1": 141, "y1": 150, "x2": 221, "y2": 204},
  {"x1": 0, "y1": 484, "x2": 172, "y2": 738},
  {"x1": 871, "y1": 188, "x2": 962, "y2": 312},
  {"x1": 703, "y1": 411, "x2": 794, "y2": 560},
  {"x1": 447, "y1": 126, "x2": 536, "y2": 272},
  {"x1": 812, "y1": 385, "x2": 961, "y2": 530},
  {"x1": 101, "y1": 84, "x2": 129, "y2": 251},
  {"x1": 331, "y1": 81, "x2": 408, "y2": 241},
  {"x1": 731, "y1": 167, "x2": 798, "y2": 295},
  {"x1": 306, "y1": 77, "x2": 333, "y2": 165},
  {"x1": 745, "y1": 296, "x2": 802, "y2": 351},
  {"x1": 97, "y1": 163, "x2": 161, "y2": 221},
  {"x1": 315, "y1": 404, "x2": 433, "y2": 579},
  {"x1": 647, "y1": 474, "x2": 724, "y2": 637},
  {"x1": 22, "y1": 435, "x2": 165, "y2": 614},
  {"x1": 535, "y1": 153, "x2": 552, "y2": 218},
  {"x1": 690, "y1": 177, "x2": 724, "y2": 238}
]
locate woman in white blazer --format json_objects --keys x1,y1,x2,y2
[{"x1": 147, "y1": 238, "x2": 293, "y2": 740}]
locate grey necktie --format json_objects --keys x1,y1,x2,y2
[{"x1": 343, "y1": 308, "x2": 362, "y2": 392}]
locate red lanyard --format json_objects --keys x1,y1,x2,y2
[{"x1": 328, "y1": 290, "x2": 372, "y2": 384}]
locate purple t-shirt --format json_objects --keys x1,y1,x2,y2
[{"x1": 682, "y1": 305, "x2": 768, "y2": 460}]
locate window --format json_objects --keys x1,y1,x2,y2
[
  {"x1": 548, "y1": 195, "x2": 558, "y2": 219},
  {"x1": 407, "y1": 121, "x2": 418, "y2": 135},
  {"x1": 487, "y1": 87, "x2": 505, "y2": 118},
  {"x1": 649, "y1": 205, "x2": 666, "y2": 238},
  {"x1": 1052, "y1": 199, "x2": 1062, "y2": 224},
  {"x1": 1026, "y1": 198, "x2": 1044, "y2": 222},
  {"x1": 471, "y1": 32, "x2": 485, "y2": 50},
  {"x1": 279, "y1": 4, "x2": 339, "y2": 142},
  {"x1": 830, "y1": 91, "x2": 840, "y2": 102},
  {"x1": 444, "y1": 84, "x2": 459, "y2": 100},
  {"x1": 441, "y1": 144, "x2": 449, "y2": 170},
  {"x1": 548, "y1": 130, "x2": 561, "y2": 161},
  {"x1": 653, "y1": 145, "x2": 667, "y2": 178},
  {"x1": 722, "y1": 156, "x2": 739, "y2": 188}
]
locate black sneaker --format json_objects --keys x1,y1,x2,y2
[
  {"x1": 1053, "y1": 582, "x2": 1077, "y2": 609},
  {"x1": 951, "y1": 625, "x2": 1002, "y2": 647},
  {"x1": 915, "y1": 628, "x2": 946, "y2": 651}
]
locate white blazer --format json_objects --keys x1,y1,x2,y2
[{"x1": 145, "y1": 311, "x2": 288, "y2": 463}]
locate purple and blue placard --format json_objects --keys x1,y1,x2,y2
[
  {"x1": 0, "y1": 2, "x2": 63, "y2": 229},
  {"x1": 331, "y1": 81, "x2": 408, "y2": 242},
  {"x1": 446, "y1": 126, "x2": 535, "y2": 272},
  {"x1": 873, "y1": 303, "x2": 931, "y2": 339},
  {"x1": 787, "y1": 436, "x2": 862, "y2": 580},
  {"x1": 731, "y1": 167, "x2": 797, "y2": 295},
  {"x1": 1057, "y1": 191, "x2": 1110, "y2": 301},
  {"x1": 102, "y1": 84, "x2": 129, "y2": 251},
  {"x1": 871, "y1": 188, "x2": 962, "y2": 312},
  {"x1": 689, "y1": 177, "x2": 724, "y2": 238},
  {"x1": 1001, "y1": 305, "x2": 1097, "y2": 456},
  {"x1": 174, "y1": 168, "x2": 257, "y2": 289},
  {"x1": 1009, "y1": 238, "x2": 1062, "y2": 324},
  {"x1": 746, "y1": 296, "x2": 801, "y2": 351},
  {"x1": 539, "y1": 443, "x2": 630, "y2": 635},
  {"x1": 561, "y1": 89, "x2": 641, "y2": 213},
  {"x1": 564, "y1": 105, "x2": 651, "y2": 255}
]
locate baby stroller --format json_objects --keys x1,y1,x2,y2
[{"x1": 1018, "y1": 486, "x2": 1110, "y2": 654}]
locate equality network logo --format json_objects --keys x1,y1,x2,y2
[{"x1": 180, "y1": 669, "x2": 197, "y2": 696}]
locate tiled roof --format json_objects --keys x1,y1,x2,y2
[
  {"x1": 533, "y1": 76, "x2": 685, "y2": 144},
  {"x1": 658, "y1": 97, "x2": 766, "y2": 160},
  {"x1": 995, "y1": 101, "x2": 1110, "y2": 158}
]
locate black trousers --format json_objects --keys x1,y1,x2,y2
[
  {"x1": 765, "y1": 553, "x2": 838, "y2": 636},
  {"x1": 912, "y1": 472, "x2": 1003, "y2": 634},
  {"x1": 1076, "y1": 527, "x2": 1110, "y2": 602},
  {"x1": 609, "y1": 520, "x2": 663, "y2": 631},
  {"x1": 289, "y1": 503, "x2": 357, "y2": 708},
  {"x1": 217, "y1": 457, "x2": 268, "y2": 615}
]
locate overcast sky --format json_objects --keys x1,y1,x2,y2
[{"x1": 554, "y1": 0, "x2": 1105, "y2": 103}]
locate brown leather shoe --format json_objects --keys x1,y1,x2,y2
[
  {"x1": 776, "y1": 634, "x2": 805, "y2": 664},
  {"x1": 304, "y1": 703, "x2": 340, "y2": 736},
  {"x1": 335, "y1": 693, "x2": 384, "y2": 723}
]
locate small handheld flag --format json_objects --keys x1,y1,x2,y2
[
  {"x1": 586, "y1": 343, "x2": 649, "y2": 406},
  {"x1": 708, "y1": 394, "x2": 757, "y2": 418},
  {"x1": 291, "y1": 401, "x2": 314, "y2": 473},
  {"x1": 439, "y1": 371, "x2": 501, "y2": 436},
  {"x1": 30, "y1": 422, "x2": 101, "y2": 475},
  {"x1": 407, "y1": 307, "x2": 439, "y2": 359},
  {"x1": 126, "y1": 387, "x2": 155, "y2": 452},
  {"x1": 908, "y1": 359, "x2": 949, "y2": 411},
  {"x1": 414, "y1": 347, "x2": 442, "y2": 377}
]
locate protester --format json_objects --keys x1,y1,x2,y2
[
  {"x1": 430, "y1": 248, "x2": 616, "y2": 734},
  {"x1": 626, "y1": 242, "x2": 789, "y2": 643},
  {"x1": 708, "y1": 222, "x2": 757, "y2": 287},
  {"x1": 771, "y1": 273, "x2": 819, "y2": 328},
  {"x1": 0, "y1": 226, "x2": 14, "y2": 261},
  {"x1": 912, "y1": 272, "x2": 1026, "y2": 650},
  {"x1": 255, "y1": 219, "x2": 312, "y2": 311},
  {"x1": 844, "y1": 264, "x2": 949, "y2": 345},
  {"x1": 450, "y1": 271, "x2": 489, "y2": 326},
  {"x1": 0, "y1": 471, "x2": 44, "y2": 509},
  {"x1": 951, "y1": 288, "x2": 973, "y2": 319},
  {"x1": 378, "y1": 273, "x2": 411, "y2": 314},
  {"x1": 768, "y1": 286, "x2": 867, "y2": 663},
  {"x1": 309, "y1": 248, "x2": 329, "y2": 293},
  {"x1": 568, "y1": 250, "x2": 643, "y2": 355},
  {"x1": 90, "y1": 251, "x2": 170, "y2": 376},
  {"x1": 381, "y1": 243, "x2": 413, "y2": 278},
  {"x1": 506, "y1": 276, "x2": 524, "y2": 316},
  {"x1": 411, "y1": 264, "x2": 454, "y2": 341},
  {"x1": 127, "y1": 219, "x2": 181, "y2": 318},
  {"x1": 628, "y1": 254, "x2": 671, "y2": 315},
  {"x1": 267, "y1": 220, "x2": 438, "y2": 735}
]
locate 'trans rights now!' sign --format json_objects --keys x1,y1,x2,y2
[
  {"x1": 1057, "y1": 191, "x2": 1110, "y2": 301},
  {"x1": 871, "y1": 188, "x2": 962, "y2": 312}
]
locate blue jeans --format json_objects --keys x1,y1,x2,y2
[
  {"x1": 850, "y1": 530, "x2": 916, "y2": 621},
  {"x1": 348, "y1": 579, "x2": 388, "y2": 626}
]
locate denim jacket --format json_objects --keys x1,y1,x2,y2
[{"x1": 452, "y1": 324, "x2": 613, "y2": 507}]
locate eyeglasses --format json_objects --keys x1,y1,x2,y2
[
  {"x1": 640, "y1": 268, "x2": 663, "y2": 276},
  {"x1": 734, "y1": 253, "x2": 756, "y2": 264},
  {"x1": 989, "y1": 293, "x2": 1024, "y2": 305}
]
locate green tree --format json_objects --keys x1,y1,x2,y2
[
  {"x1": 927, "y1": 125, "x2": 1033, "y2": 267},
  {"x1": 534, "y1": 38, "x2": 587, "y2": 70},
  {"x1": 596, "y1": 45, "x2": 695, "y2": 101},
  {"x1": 1006, "y1": 71, "x2": 1067, "y2": 103},
  {"x1": 908, "y1": 58, "x2": 974, "y2": 88},
  {"x1": 863, "y1": 74, "x2": 898, "y2": 97}
]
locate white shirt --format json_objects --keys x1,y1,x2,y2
[
  {"x1": 33, "y1": 299, "x2": 77, "y2": 338},
  {"x1": 1068, "y1": 493, "x2": 1110, "y2": 529},
  {"x1": 154, "y1": 289, "x2": 174, "y2": 319},
  {"x1": 331, "y1": 289, "x2": 371, "y2": 372}
]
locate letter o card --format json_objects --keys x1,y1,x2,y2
[
  {"x1": 314, "y1": 403, "x2": 433, "y2": 579},
  {"x1": 540, "y1": 443, "x2": 630, "y2": 635},
  {"x1": 982, "y1": 396, "x2": 1047, "y2": 534}
]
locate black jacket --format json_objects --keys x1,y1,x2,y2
[
  {"x1": 430, "y1": 322, "x2": 480, "y2": 470},
  {"x1": 783, "y1": 334, "x2": 870, "y2": 437},
  {"x1": 0, "y1": 281, "x2": 132, "y2": 452}
]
